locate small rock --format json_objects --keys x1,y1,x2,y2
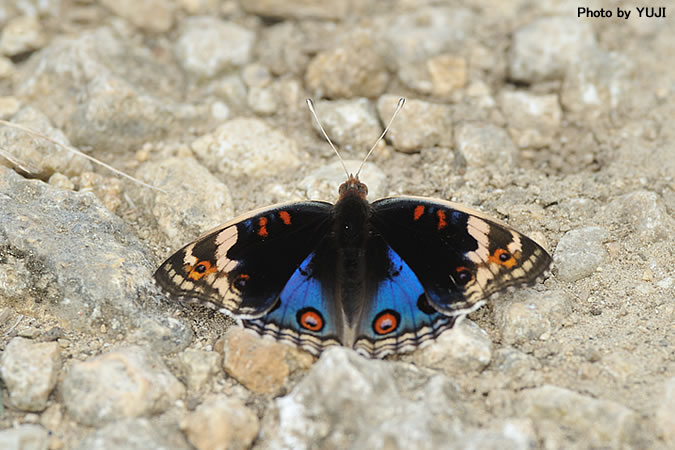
[
  {"x1": 129, "y1": 315, "x2": 194, "y2": 355},
  {"x1": 191, "y1": 118, "x2": 301, "y2": 177},
  {"x1": 500, "y1": 91, "x2": 562, "y2": 148},
  {"x1": 222, "y1": 328, "x2": 313, "y2": 395},
  {"x1": 554, "y1": 227, "x2": 608, "y2": 282},
  {"x1": 0, "y1": 96, "x2": 21, "y2": 118},
  {"x1": 302, "y1": 160, "x2": 387, "y2": 202},
  {"x1": 0, "y1": 424, "x2": 49, "y2": 450},
  {"x1": 100, "y1": 0, "x2": 174, "y2": 33},
  {"x1": 75, "y1": 418, "x2": 190, "y2": 450},
  {"x1": 176, "y1": 349, "x2": 222, "y2": 392},
  {"x1": 47, "y1": 173, "x2": 75, "y2": 190},
  {"x1": 377, "y1": 95, "x2": 453, "y2": 153},
  {"x1": 0, "y1": 16, "x2": 47, "y2": 56},
  {"x1": 311, "y1": 98, "x2": 382, "y2": 152},
  {"x1": 0, "y1": 55, "x2": 14, "y2": 79},
  {"x1": 656, "y1": 377, "x2": 675, "y2": 444},
  {"x1": 561, "y1": 49, "x2": 633, "y2": 119},
  {"x1": 385, "y1": 7, "x2": 474, "y2": 63},
  {"x1": 0, "y1": 337, "x2": 61, "y2": 412},
  {"x1": 61, "y1": 346, "x2": 185, "y2": 426},
  {"x1": 509, "y1": 17, "x2": 596, "y2": 83},
  {"x1": 520, "y1": 385, "x2": 640, "y2": 448},
  {"x1": 399, "y1": 54, "x2": 467, "y2": 97},
  {"x1": 175, "y1": 17, "x2": 255, "y2": 78},
  {"x1": 247, "y1": 85, "x2": 278, "y2": 115},
  {"x1": 136, "y1": 157, "x2": 234, "y2": 249},
  {"x1": 241, "y1": 0, "x2": 357, "y2": 20},
  {"x1": 39, "y1": 404, "x2": 63, "y2": 433},
  {"x1": 306, "y1": 31, "x2": 389, "y2": 99},
  {"x1": 267, "y1": 347, "x2": 466, "y2": 449},
  {"x1": 181, "y1": 395, "x2": 259, "y2": 450},
  {"x1": 0, "y1": 107, "x2": 92, "y2": 179},
  {"x1": 600, "y1": 191, "x2": 673, "y2": 242},
  {"x1": 494, "y1": 290, "x2": 573, "y2": 345},
  {"x1": 454, "y1": 122, "x2": 517, "y2": 168},
  {"x1": 404, "y1": 319, "x2": 492, "y2": 374}
]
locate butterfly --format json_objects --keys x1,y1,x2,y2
[{"x1": 154, "y1": 99, "x2": 552, "y2": 358}]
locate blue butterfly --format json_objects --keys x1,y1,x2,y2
[{"x1": 154, "y1": 100, "x2": 552, "y2": 358}]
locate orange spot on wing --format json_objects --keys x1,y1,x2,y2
[
  {"x1": 279, "y1": 210, "x2": 291, "y2": 225},
  {"x1": 488, "y1": 248, "x2": 517, "y2": 268},
  {"x1": 437, "y1": 210, "x2": 447, "y2": 230},
  {"x1": 186, "y1": 260, "x2": 217, "y2": 280},
  {"x1": 413, "y1": 205, "x2": 425, "y2": 220},
  {"x1": 258, "y1": 217, "x2": 268, "y2": 237}
]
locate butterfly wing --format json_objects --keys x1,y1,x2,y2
[
  {"x1": 154, "y1": 201, "x2": 333, "y2": 318},
  {"x1": 370, "y1": 196, "x2": 552, "y2": 316},
  {"x1": 352, "y1": 238, "x2": 457, "y2": 358}
]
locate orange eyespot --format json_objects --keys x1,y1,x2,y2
[
  {"x1": 232, "y1": 273, "x2": 250, "y2": 291},
  {"x1": 489, "y1": 248, "x2": 517, "y2": 268},
  {"x1": 373, "y1": 310, "x2": 400, "y2": 335},
  {"x1": 455, "y1": 266, "x2": 473, "y2": 285},
  {"x1": 186, "y1": 260, "x2": 217, "y2": 280},
  {"x1": 297, "y1": 308, "x2": 324, "y2": 332}
]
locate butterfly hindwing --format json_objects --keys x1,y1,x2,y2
[
  {"x1": 354, "y1": 241, "x2": 456, "y2": 358},
  {"x1": 154, "y1": 201, "x2": 333, "y2": 318},
  {"x1": 371, "y1": 197, "x2": 552, "y2": 316}
]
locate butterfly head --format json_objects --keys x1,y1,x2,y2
[{"x1": 339, "y1": 174, "x2": 368, "y2": 200}]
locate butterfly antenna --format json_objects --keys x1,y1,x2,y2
[
  {"x1": 356, "y1": 97, "x2": 405, "y2": 177},
  {"x1": 306, "y1": 98, "x2": 349, "y2": 177}
]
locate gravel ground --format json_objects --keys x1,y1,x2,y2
[{"x1": 0, "y1": 1, "x2": 673, "y2": 449}]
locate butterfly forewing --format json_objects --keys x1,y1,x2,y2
[
  {"x1": 371, "y1": 197, "x2": 552, "y2": 315},
  {"x1": 154, "y1": 201, "x2": 333, "y2": 318}
]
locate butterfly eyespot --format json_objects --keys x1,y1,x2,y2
[
  {"x1": 489, "y1": 248, "x2": 517, "y2": 268},
  {"x1": 297, "y1": 307, "x2": 324, "y2": 332},
  {"x1": 232, "y1": 273, "x2": 250, "y2": 291},
  {"x1": 373, "y1": 309, "x2": 401, "y2": 335},
  {"x1": 455, "y1": 266, "x2": 473, "y2": 285},
  {"x1": 187, "y1": 260, "x2": 216, "y2": 280}
]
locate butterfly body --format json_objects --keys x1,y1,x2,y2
[{"x1": 155, "y1": 175, "x2": 552, "y2": 358}]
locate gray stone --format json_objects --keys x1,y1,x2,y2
[
  {"x1": 128, "y1": 315, "x2": 194, "y2": 355},
  {"x1": 454, "y1": 123, "x2": 517, "y2": 168},
  {"x1": 306, "y1": 31, "x2": 389, "y2": 99},
  {"x1": 175, "y1": 17, "x2": 254, "y2": 78},
  {"x1": 561, "y1": 49, "x2": 633, "y2": 119},
  {"x1": 240, "y1": 0, "x2": 363, "y2": 20},
  {"x1": 0, "y1": 424, "x2": 48, "y2": 450},
  {"x1": 377, "y1": 95, "x2": 453, "y2": 153},
  {"x1": 266, "y1": 347, "x2": 466, "y2": 449},
  {"x1": 509, "y1": 17, "x2": 596, "y2": 83},
  {"x1": 191, "y1": 118, "x2": 301, "y2": 177},
  {"x1": 0, "y1": 168, "x2": 156, "y2": 334},
  {"x1": 494, "y1": 290, "x2": 573, "y2": 345},
  {"x1": 0, "y1": 337, "x2": 61, "y2": 412},
  {"x1": 399, "y1": 54, "x2": 467, "y2": 97},
  {"x1": 75, "y1": 418, "x2": 189, "y2": 450},
  {"x1": 500, "y1": 91, "x2": 562, "y2": 149},
  {"x1": 17, "y1": 27, "x2": 191, "y2": 153},
  {"x1": 311, "y1": 98, "x2": 382, "y2": 152},
  {"x1": 100, "y1": 0, "x2": 175, "y2": 33},
  {"x1": 554, "y1": 227, "x2": 608, "y2": 282},
  {"x1": 0, "y1": 107, "x2": 92, "y2": 179},
  {"x1": 136, "y1": 157, "x2": 234, "y2": 250},
  {"x1": 601, "y1": 191, "x2": 673, "y2": 242},
  {"x1": 301, "y1": 160, "x2": 387, "y2": 202},
  {"x1": 520, "y1": 385, "x2": 640, "y2": 448},
  {"x1": 656, "y1": 376, "x2": 675, "y2": 444},
  {"x1": 384, "y1": 7, "x2": 474, "y2": 64},
  {"x1": 61, "y1": 345, "x2": 185, "y2": 426},
  {"x1": 175, "y1": 349, "x2": 221, "y2": 392},
  {"x1": 180, "y1": 395, "x2": 259, "y2": 450},
  {"x1": 404, "y1": 319, "x2": 492, "y2": 374},
  {"x1": 0, "y1": 15, "x2": 46, "y2": 56}
]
